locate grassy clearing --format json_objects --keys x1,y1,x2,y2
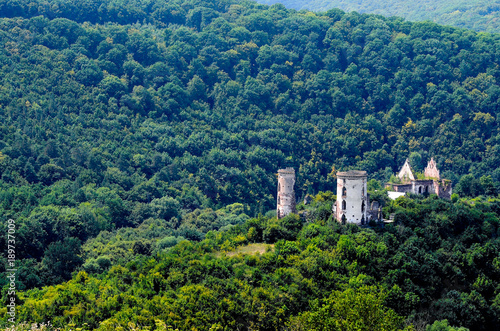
[{"x1": 217, "y1": 243, "x2": 274, "y2": 258}]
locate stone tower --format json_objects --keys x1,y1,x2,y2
[
  {"x1": 277, "y1": 168, "x2": 296, "y2": 219},
  {"x1": 335, "y1": 170, "x2": 368, "y2": 225}
]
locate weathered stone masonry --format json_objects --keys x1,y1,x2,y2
[
  {"x1": 277, "y1": 168, "x2": 296, "y2": 219},
  {"x1": 334, "y1": 170, "x2": 368, "y2": 225},
  {"x1": 385, "y1": 158, "x2": 452, "y2": 199}
]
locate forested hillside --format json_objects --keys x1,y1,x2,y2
[
  {"x1": 0, "y1": 0, "x2": 500, "y2": 329},
  {"x1": 256, "y1": 0, "x2": 500, "y2": 33},
  {"x1": 5, "y1": 194, "x2": 500, "y2": 330}
]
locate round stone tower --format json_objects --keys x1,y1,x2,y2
[
  {"x1": 277, "y1": 168, "x2": 296, "y2": 219},
  {"x1": 335, "y1": 170, "x2": 368, "y2": 225}
]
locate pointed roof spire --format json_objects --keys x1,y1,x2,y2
[{"x1": 398, "y1": 158, "x2": 415, "y2": 182}]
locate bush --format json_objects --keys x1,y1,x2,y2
[{"x1": 157, "y1": 236, "x2": 185, "y2": 250}]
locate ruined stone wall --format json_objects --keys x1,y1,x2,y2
[
  {"x1": 412, "y1": 180, "x2": 434, "y2": 195},
  {"x1": 387, "y1": 183, "x2": 413, "y2": 193},
  {"x1": 388, "y1": 157, "x2": 452, "y2": 200},
  {"x1": 277, "y1": 168, "x2": 296, "y2": 219},
  {"x1": 424, "y1": 158, "x2": 440, "y2": 179},
  {"x1": 435, "y1": 180, "x2": 452, "y2": 200},
  {"x1": 367, "y1": 200, "x2": 382, "y2": 222}
]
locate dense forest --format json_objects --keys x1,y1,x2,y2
[
  {"x1": 256, "y1": 0, "x2": 500, "y2": 33},
  {"x1": 5, "y1": 194, "x2": 500, "y2": 330},
  {"x1": 0, "y1": 0, "x2": 499, "y2": 329}
]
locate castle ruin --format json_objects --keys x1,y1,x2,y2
[
  {"x1": 385, "y1": 158, "x2": 452, "y2": 199},
  {"x1": 277, "y1": 157, "x2": 450, "y2": 225},
  {"x1": 277, "y1": 167, "x2": 296, "y2": 219}
]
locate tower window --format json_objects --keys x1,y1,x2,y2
[
  {"x1": 342, "y1": 187, "x2": 347, "y2": 196},
  {"x1": 342, "y1": 200, "x2": 346, "y2": 210},
  {"x1": 361, "y1": 201, "x2": 365, "y2": 212},
  {"x1": 278, "y1": 183, "x2": 281, "y2": 192},
  {"x1": 418, "y1": 186, "x2": 422, "y2": 194}
]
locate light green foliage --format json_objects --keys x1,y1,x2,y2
[
  {"x1": 156, "y1": 236, "x2": 186, "y2": 250},
  {"x1": 426, "y1": 319, "x2": 469, "y2": 331},
  {"x1": 256, "y1": 0, "x2": 500, "y2": 33},
  {"x1": 388, "y1": 175, "x2": 402, "y2": 184},
  {"x1": 367, "y1": 179, "x2": 382, "y2": 191},
  {"x1": 294, "y1": 286, "x2": 407, "y2": 330},
  {"x1": 79, "y1": 202, "x2": 250, "y2": 272},
  {"x1": 81, "y1": 217, "x2": 172, "y2": 268},
  {"x1": 313, "y1": 191, "x2": 335, "y2": 204}
]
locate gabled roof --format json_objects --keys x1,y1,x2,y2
[
  {"x1": 398, "y1": 159, "x2": 415, "y2": 182},
  {"x1": 424, "y1": 157, "x2": 440, "y2": 179}
]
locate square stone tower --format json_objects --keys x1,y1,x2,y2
[
  {"x1": 277, "y1": 168, "x2": 296, "y2": 219},
  {"x1": 335, "y1": 170, "x2": 368, "y2": 225}
]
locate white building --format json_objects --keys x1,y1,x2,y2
[{"x1": 334, "y1": 170, "x2": 368, "y2": 225}]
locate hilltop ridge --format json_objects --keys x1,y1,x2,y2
[{"x1": 256, "y1": 0, "x2": 500, "y2": 33}]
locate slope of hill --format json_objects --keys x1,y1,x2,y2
[
  {"x1": 7, "y1": 194, "x2": 500, "y2": 330},
  {"x1": 257, "y1": 0, "x2": 500, "y2": 33},
  {"x1": 0, "y1": 0, "x2": 499, "y2": 328}
]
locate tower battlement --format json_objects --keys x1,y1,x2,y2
[{"x1": 278, "y1": 167, "x2": 295, "y2": 175}]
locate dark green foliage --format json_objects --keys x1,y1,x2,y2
[
  {"x1": 263, "y1": 213, "x2": 302, "y2": 243},
  {"x1": 38, "y1": 164, "x2": 65, "y2": 185},
  {"x1": 455, "y1": 174, "x2": 499, "y2": 197},
  {"x1": 0, "y1": 3, "x2": 498, "y2": 218},
  {"x1": 42, "y1": 237, "x2": 83, "y2": 284}
]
